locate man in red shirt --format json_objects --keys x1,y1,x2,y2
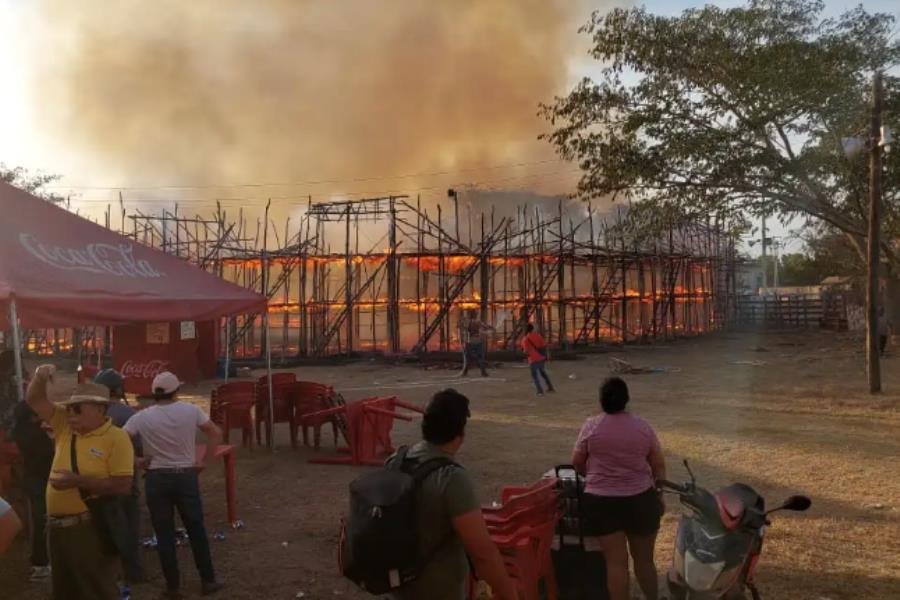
[{"x1": 521, "y1": 324, "x2": 555, "y2": 395}]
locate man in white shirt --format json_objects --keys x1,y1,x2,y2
[{"x1": 123, "y1": 371, "x2": 223, "y2": 599}]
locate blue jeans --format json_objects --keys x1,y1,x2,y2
[
  {"x1": 462, "y1": 341, "x2": 487, "y2": 375},
  {"x1": 529, "y1": 360, "x2": 554, "y2": 393},
  {"x1": 145, "y1": 471, "x2": 216, "y2": 590}
]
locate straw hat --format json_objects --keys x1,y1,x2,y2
[{"x1": 57, "y1": 382, "x2": 111, "y2": 406}]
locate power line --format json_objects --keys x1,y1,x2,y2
[
  {"x1": 46, "y1": 157, "x2": 568, "y2": 192},
  {"x1": 67, "y1": 167, "x2": 582, "y2": 206}
]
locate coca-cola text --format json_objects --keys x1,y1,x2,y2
[
  {"x1": 121, "y1": 360, "x2": 169, "y2": 379},
  {"x1": 19, "y1": 233, "x2": 165, "y2": 278}
]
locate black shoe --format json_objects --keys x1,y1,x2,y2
[
  {"x1": 547, "y1": 386, "x2": 556, "y2": 393},
  {"x1": 480, "y1": 371, "x2": 489, "y2": 377},
  {"x1": 201, "y1": 581, "x2": 225, "y2": 596}
]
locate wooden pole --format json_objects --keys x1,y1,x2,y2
[
  {"x1": 344, "y1": 204, "x2": 353, "y2": 354},
  {"x1": 438, "y1": 204, "x2": 446, "y2": 351},
  {"x1": 588, "y1": 203, "x2": 600, "y2": 345},
  {"x1": 388, "y1": 197, "x2": 400, "y2": 353},
  {"x1": 479, "y1": 212, "x2": 489, "y2": 321},
  {"x1": 557, "y1": 200, "x2": 567, "y2": 348},
  {"x1": 867, "y1": 72, "x2": 883, "y2": 394},
  {"x1": 261, "y1": 200, "x2": 271, "y2": 358}
]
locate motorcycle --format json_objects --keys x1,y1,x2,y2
[{"x1": 659, "y1": 461, "x2": 811, "y2": 600}]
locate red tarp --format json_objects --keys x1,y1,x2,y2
[{"x1": 0, "y1": 182, "x2": 267, "y2": 328}]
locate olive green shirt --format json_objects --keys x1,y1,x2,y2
[{"x1": 389, "y1": 441, "x2": 479, "y2": 600}]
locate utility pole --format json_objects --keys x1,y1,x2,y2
[
  {"x1": 773, "y1": 239, "x2": 779, "y2": 289},
  {"x1": 866, "y1": 72, "x2": 883, "y2": 394},
  {"x1": 760, "y1": 215, "x2": 767, "y2": 290}
]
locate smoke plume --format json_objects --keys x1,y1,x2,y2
[{"x1": 29, "y1": 0, "x2": 605, "y2": 214}]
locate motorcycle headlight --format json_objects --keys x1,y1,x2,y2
[{"x1": 683, "y1": 550, "x2": 725, "y2": 592}]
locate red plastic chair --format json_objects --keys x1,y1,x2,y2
[
  {"x1": 485, "y1": 493, "x2": 559, "y2": 537},
  {"x1": 255, "y1": 382, "x2": 296, "y2": 447},
  {"x1": 212, "y1": 382, "x2": 256, "y2": 449},
  {"x1": 77, "y1": 363, "x2": 99, "y2": 384},
  {"x1": 483, "y1": 478, "x2": 558, "y2": 528},
  {"x1": 257, "y1": 372, "x2": 297, "y2": 388},
  {"x1": 286, "y1": 381, "x2": 340, "y2": 449},
  {"x1": 494, "y1": 519, "x2": 559, "y2": 600},
  {"x1": 477, "y1": 477, "x2": 560, "y2": 600}
]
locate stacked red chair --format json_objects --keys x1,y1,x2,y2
[
  {"x1": 299, "y1": 396, "x2": 424, "y2": 466},
  {"x1": 285, "y1": 381, "x2": 341, "y2": 450},
  {"x1": 210, "y1": 381, "x2": 256, "y2": 448},
  {"x1": 77, "y1": 363, "x2": 99, "y2": 384},
  {"x1": 476, "y1": 477, "x2": 561, "y2": 600},
  {"x1": 254, "y1": 372, "x2": 297, "y2": 447}
]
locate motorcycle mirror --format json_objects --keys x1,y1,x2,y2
[
  {"x1": 781, "y1": 495, "x2": 812, "y2": 512},
  {"x1": 683, "y1": 459, "x2": 696, "y2": 486}
]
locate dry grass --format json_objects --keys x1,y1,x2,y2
[{"x1": 2, "y1": 329, "x2": 899, "y2": 599}]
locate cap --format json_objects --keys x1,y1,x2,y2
[
  {"x1": 57, "y1": 382, "x2": 111, "y2": 406},
  {"x1": 93, "y1": 368, "x2": 125, "y2": 391},
  {"x1": 151, "y1": 371, "x2": 182, "y2": 396}
]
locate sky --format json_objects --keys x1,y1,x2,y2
[{"x1": 0, "y1": 0, "x2": 897, "y2": 255}]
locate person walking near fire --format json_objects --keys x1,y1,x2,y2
[
  {"x1": 458, "y1": 308, "x2": 494, "y2": 377},
  {"x1": 521, "y1": 323, "x2": 555, "y2": 396}
]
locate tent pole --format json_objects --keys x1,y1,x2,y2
[
  {"x1": 264, "y1": 313, "x2": 274, "y2": 450},
  {"x1": 224, "y1": 318, "x2": 231, "y2": 383},
  {"x1": 9, "y1": 297, "x2": 25, "y2": 402}
]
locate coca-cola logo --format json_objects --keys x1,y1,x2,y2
[
  {"x1": 19, "y1": 233, "x2": 165, "y2": 278},
  {"x1": 121, "y1": 360, "x2": 169, "y2": 379}
]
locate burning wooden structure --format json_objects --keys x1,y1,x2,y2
[{"x1": 20, "y1": 194, "x2": 739, "y2": 361}]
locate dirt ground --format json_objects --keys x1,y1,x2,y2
[{"x1": 2, "y1": 329, "x2": 899, "y2": 600}]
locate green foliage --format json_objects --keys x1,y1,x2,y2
[
  {"x1": 542, "y1": 0, "x2": 899, "y2": 267},
  {"x1": 0, "y1": 164, "x2": 64, "y2": 203},
  {"x1": 772, "y1": 251, "x2": 837, "y2": 286}
]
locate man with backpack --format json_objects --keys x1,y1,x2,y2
[
  {"x1": 341, "y1": 389, "x2": 518, "y2": 600},
  {"x1": 521, "y1": 323, "x2": 555, "y2": 396}
]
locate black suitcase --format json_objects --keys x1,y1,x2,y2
[{"x1": 550, "y1": 465, "x2": 608, "y2": 600}]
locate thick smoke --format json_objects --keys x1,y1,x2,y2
[{"x1": 30, "y1": 0, "x2": 605, "y2": 215}]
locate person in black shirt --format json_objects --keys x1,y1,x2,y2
[
  {"x1": 12, "y1": 401, "x2": 54, "y2": 581},
  {"x1": 94, "y1": 368, "x2": 145, "y2": 584}
]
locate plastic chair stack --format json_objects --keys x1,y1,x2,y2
[
  {"x1": 285, "y1": 381, "x2": 341, "y2": 450},
  {"x1": 254, "y1": 372, "x2": 297, "y2": 447},
  {"x1": 76, "y1": 363, "x2": 99, "y2": 384},
  {"x1": 299, "y1": 396, "x2": 424, "y2": 466},
  {"x1": 210, "y1": 381, "x2": 256, "y2": 448},
  {"x1": 477, "y1": 477, "x2": 561, "y2": 600}
]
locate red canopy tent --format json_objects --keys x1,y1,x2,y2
[
  {"x1": 0, "y1": 182, "x2": 265, "y2": 328},
  {"x1": 0, "y1": 182, "x2": 276, "y2": 440}
]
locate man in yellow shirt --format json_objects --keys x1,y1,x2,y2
[{"x1": 26, "y1": 365, "x2": 134, "y2": 600}]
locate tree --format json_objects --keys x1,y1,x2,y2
[
  {"x1": 0, "y1": 164, "x2": 64, "y2": 203},
  {"x1": 541, "y1": 0, "x2": 899, "y2": 299},
  {"x1": 772, "y1": 251, "x2": 838, "y2": 286}
]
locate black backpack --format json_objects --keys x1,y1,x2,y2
[{"x1": 339, "y1": 446, "x2": 457, "y2": 595}]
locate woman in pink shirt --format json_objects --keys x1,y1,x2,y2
[{"x1": 572, "y1": 377, "x2": 666, "y2": 600}]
